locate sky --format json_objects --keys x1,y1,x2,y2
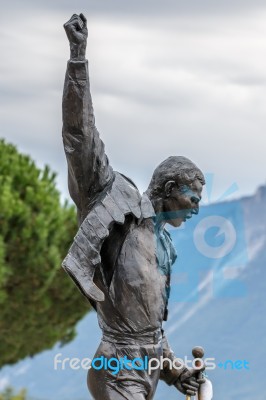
[{"x1": 1, "y1": 0, "x2": 266, "y2": 203}]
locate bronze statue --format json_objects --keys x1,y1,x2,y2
[{"x1": 62, "y1": 13, "x2": 206, "y2": 400}]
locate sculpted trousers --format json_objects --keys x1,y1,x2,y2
[{"x1": 87, "y1": 338, "x2": 163, "y2": 400}]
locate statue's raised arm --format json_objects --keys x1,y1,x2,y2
[{"x1": 62, "y1": 14, "x2": 114, "y2": 224}]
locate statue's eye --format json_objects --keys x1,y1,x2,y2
[
  {"x1": 179, "y1": 185, "x2": 189, "y2": 194},
  {"x1": 191, "y1": 196, "x2": 199, "y2": 205}
]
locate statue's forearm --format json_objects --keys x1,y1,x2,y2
[
  {"x1": 62, "y1": 58, "x2": 95, "y2": 210},
  {"x1": 63, "y1": 14, "x2": 94, "y2": 143},
  {"x1": 62, "y1": 57, "x2": 113, "y2": 220},
  {"x1": 62, "y1": 14, "x2": 113, "y2": 220},
  {"x1": 62, "y1": 58, "x2": 94, "y2": 133}
]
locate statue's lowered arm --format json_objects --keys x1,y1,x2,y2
[{"x1": 62, "y1": 13, "x2": 113, "y2": 224}]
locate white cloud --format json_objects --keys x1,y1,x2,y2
[
  {"x1": 1, "y1": 8, "x2": 266, "y2": 201},
  {"x1": 14, "y1": 364, "x2": 31, "y2": 376}
]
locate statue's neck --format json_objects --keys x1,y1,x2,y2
[{"x1": 144, "y1": 189, "x2": 165, "y2": 231}]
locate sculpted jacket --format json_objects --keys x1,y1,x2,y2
[{"x1": 62, "y1": 59, "x2": 185, "y2": 386}]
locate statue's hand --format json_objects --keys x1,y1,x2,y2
[
  {"x1": 64, "y1": 13, "x2": 88, "y2": 61},
  {"x1": 175, "y1": 367, "x2": 205, "y2": 397}
]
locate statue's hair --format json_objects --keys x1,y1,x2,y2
[{"x1": 147, "y1": 156, "x2": 205, "y2": 197}]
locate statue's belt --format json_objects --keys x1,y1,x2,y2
[{"x1": 102, "y1": 328, "x2": 162, "y2": 345}]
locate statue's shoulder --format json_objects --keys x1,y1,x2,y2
[
  {"x1": 105, "y1": 171, "x2": 142, "y2": 220},
  {"x1": 83, "y1": 171, "x2": 154, "y2": 231},
  {"x1": 118, "y1": 173, "x2": 138, "y2": 189},
  {"x1": 108, "y1": 172, "x2": 155, "y2": 221}
]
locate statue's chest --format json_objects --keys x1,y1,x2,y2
[{"x1": 155, "y1": 229, "x2": 177, "y2": 277}]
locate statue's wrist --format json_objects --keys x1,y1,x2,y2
[{"x1": 70, "y1": 43, "x2": 86, "y2": 61}]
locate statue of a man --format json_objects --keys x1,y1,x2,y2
[{"x1": 62, "y1": 13, "x2": 205, "y2": 400}]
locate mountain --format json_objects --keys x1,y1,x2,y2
[{"x1": 1, "y1": 185, "x2": 265, "y2": 400}]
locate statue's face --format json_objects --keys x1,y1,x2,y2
[{"x1": 163, "y1": 179, "x2": 203, "y2": 227}]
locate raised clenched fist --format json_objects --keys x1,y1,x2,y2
[{"x1": 64, "y1": 13, "x2": 88, "y2": 61}]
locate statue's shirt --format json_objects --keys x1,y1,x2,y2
[{"x1": 96, "y1": 217, "x2": 177, "y2": 336}]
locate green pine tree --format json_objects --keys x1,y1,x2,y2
[{"x1": 0, "y1": 140, "x2": 90, "y2": 368}]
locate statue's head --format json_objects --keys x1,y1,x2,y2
[{"x1": 146, "y1": 156, "x2": 205, "y2": 227}]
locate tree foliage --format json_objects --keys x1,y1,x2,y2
[
  {"x1": 0, "y1": 140, "x2": 89, "y2": 368},
  {"x1": 0, "y1": 387, "x2": 27, "y2": 400}
]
